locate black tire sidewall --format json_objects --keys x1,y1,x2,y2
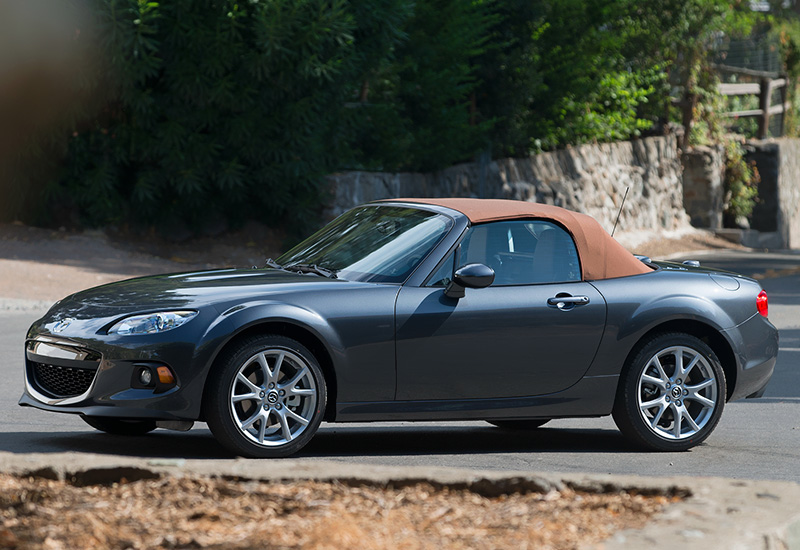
[
  {"x1": 204, "y1": 335, "x2": 327, "y2": 458},
  {"x1": 613, "y1": 333, "x2": 726, "y2": 452}
]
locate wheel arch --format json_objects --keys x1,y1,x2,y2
[
  {"x1": 201, "y1": 321, "x2": 339, "y2": 421},
  {"x1": 621, "y1": 319, "x2": 737, "y2": 402}
]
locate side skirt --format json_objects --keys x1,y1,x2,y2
[{"x1": 333, "y1": 375, "x2": 619, "y2": 422}]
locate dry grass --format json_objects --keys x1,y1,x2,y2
[{"x1": 0, "y1": 474, "x2": 676, "y2": 550}]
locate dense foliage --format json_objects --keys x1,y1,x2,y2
[
  {"x1": 53, "y1": 0, "x2": 410, "y2": 231},
  {"x1": 6, "y1": 0, "x2": 799, "y2": 231},
  {"x1": 723, "y1": 138, "x2": 760, "y2": 222},
  {"x1": 346, "y1": 0, "x2": 495, "y2": 171},
  {"x1": 773, "y1": 11, "x2": 800, "y2": 139}
]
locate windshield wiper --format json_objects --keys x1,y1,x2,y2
[
  {"x1": 265, "y1": 258, "x2": 337, "y2": 279},
  {"x1": 285, "y1": 263, "x2": 338, "y2": 279}
]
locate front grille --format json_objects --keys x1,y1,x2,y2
[{"x1": 32, "y1": 362, "x2": 96, "y2": 398}]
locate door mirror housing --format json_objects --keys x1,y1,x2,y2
[{"x1": 444, "y1": 263, "x2": 495, "y2": 299}]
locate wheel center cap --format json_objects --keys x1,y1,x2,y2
[
  {"x1": 267, "y1": 391, "x2": 279, "y2": 404},
  {"x1": 671, "y1": 387, "x2": 682, "y2": 399}
]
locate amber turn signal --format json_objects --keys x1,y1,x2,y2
[{"x1": 157, "y1": 366, "x2": 176, "y2": 384}]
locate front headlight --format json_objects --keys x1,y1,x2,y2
[{"x1": 107, "y1": 311, "x2": 198, "y2": 335}]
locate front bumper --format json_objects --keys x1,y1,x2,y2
[
  {"x1": 20, "y1": 331, "x2": 208, "y2": 421},
  {"x1": 18, "y1": 392, "x2": 191, "y2": 420}
]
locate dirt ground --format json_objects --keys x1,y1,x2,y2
[
  {"x1": 0, "y1": 221, "x2": 283, "y2": 303},
  {"x1": 0, "y1": 474, "x2": 676, "y2": 550},
  {"x1": 0, "y1": 221, "x2": 731, "y2": 548}
]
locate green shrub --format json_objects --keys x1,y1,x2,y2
[
  {"x1": 724, "y1": 138, "x2": 759, "y2": 221},
  {"x1": 51, "y1": 0, "x2": 409, "y2": 233},
  {"x1": 15, "y1": 0, "x2": 794, "y2": 234},
  {"x1": 347, "y1": 0, "x2": 496, "y2": 172},
  {"x1": 478, "y1": 0, "x2": 668, "y2": 154}
]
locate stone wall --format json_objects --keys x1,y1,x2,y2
[
  {"x1": 747, "y1": 138, "x2": 800, "y2": 249},
  {"x1": 681, "y1": 145, "x2": 724, "y2": 229},
  {"x1": 325, "y1": 135, "x2": 690, "y2": 233}
]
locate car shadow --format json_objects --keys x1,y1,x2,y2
[
  {"x1": 0, "y1": 429, "x2": 232, "y2": 459},
  {"x1": 299, "y1": 424, "x2": 641, "y2": 457},
  {"x1": 0, "y1": 423, "x2": 643, "y2": 459}
]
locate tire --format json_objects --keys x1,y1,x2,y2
[
  {"x1": 486, "y1": 419, "x2": 550, "y2": 430},
  {"x1": 204, "y1": 335, "x2": 326, "y2": 458},
  {"x1": 613, "y1": 333, "x2": 726, "y2": 452},
  {"x1": 81, "y1": 416, "x2": 157, "y2": 436}
]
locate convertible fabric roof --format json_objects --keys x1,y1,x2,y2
[{"x1": 387, "y1": 198, "x2": 652, "y2": 281}]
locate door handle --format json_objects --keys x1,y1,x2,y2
[{"x1": 547, "y1": 295, "x2": 590, "y2": 309}]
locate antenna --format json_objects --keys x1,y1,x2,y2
[{"x1": 611, "y1": 186, "x2": 629, "y2": 238}]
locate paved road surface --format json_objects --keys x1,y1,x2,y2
[{"x1": 2, "y1": 250, "x2": 798, "y2": 482}]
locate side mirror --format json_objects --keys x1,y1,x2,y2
[{"x1": 444, "y1": 263, "x2": 495, "y2": 299}]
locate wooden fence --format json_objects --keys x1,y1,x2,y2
[{"x1": 716, "y1": 64, "x2": 790, "y2": 139}]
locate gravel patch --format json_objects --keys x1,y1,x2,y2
[{"x1": 0, "y1": 474, "x2": 672, "y2": 550}]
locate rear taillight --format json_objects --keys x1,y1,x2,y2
[{"x1": 757, "y1": 290, "x2": 768, "y2": 317}]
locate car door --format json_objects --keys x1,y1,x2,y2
[{"x1": 395, "y1": 220, "x2": 607, "y2": 400}]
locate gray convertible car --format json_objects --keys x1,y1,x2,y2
[{"x1": 20, "y1": 198, "x2": 778, "y2": 457}]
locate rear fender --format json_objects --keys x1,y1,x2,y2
[{"x1": 585, "y1": 281, "x2": 738, "y2": 379}]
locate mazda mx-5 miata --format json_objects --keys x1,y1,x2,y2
[{"x1": 20, "y1": 198, "x2": 778, "y2": 457}]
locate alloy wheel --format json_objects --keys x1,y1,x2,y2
[
  {"x1": 229, "y1": 348, "x2": 318, "y2": 447},
  {"x1": 637, "y1": 346, "x2": 719, "y2": 441}
]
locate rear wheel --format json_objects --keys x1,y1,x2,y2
[
  {"x1": 613, "y1": 333, "x2": 725, "y2": 451},
  {"x1": 204, "y1": 335, "x2": 326, "y2": 458},
  {"x1": 81, "y1": 416, "x2": 157, "y2": 436},
  {"x1": 486, "y1": 419, "x2": 550, "y2": 430}
]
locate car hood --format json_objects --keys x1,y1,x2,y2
[{"x1": 46, "y1": 268, "x2": 360, "y2": 318}]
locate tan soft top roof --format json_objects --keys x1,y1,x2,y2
[{"x1": 387, "y1": 198, "x2": 651, "y2": 280}]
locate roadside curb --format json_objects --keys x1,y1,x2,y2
[{"x1": 1, "y1": 452, "x2": 798, "y2": 549}]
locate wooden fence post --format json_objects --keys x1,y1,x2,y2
[
  {"x1": 758, "y1": 77, "x2": 773, "y2": 139},
  {"x1": 779, "y1": 75, "x2": 787, "y2": 137},
  {"x1": 715, "y1": 65, "x2": 789, "y2": 137}
]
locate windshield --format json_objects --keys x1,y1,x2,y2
[{"x1": 276, "y1": 206, "x2": 452, "y2": 283}]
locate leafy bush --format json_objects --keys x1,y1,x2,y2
[
  {"x1": 774, "y1": 17, "x2": 800, "y2": 138},
  {"x1": 52, "y1": 0, "x2": 409, "y2": 233},
  {"x1": 476, "y1": 0, "x2": 668, "y2": 154},
  {"x1": 48, "y1": 0, "x2": 496, "y2": 228},
  {"x1": 12, "y1": 0, "x2": 796, "y2": 233},
  {"x1": 547, "y1": 67, "x2": 665, "y2": 149},
  {"x1": 347, "y1": 0, "x2": 496, "y2": 172},
  {"x1": 616, "y1": 0, "x2": 755, "y2": 148},
  {"x1": 723, "y1": 138, "x2": 759, "y2": 221}
]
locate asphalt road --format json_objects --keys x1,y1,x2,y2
[{"x1": 2, "y1": 249, "x2": 798, "y2": 482}]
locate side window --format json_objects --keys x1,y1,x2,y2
[
  {"x1": 458, "y1": 220, "x2": 580, "y2": 285},
  {"x1": 427, "y1": 250, "x2": 456, "y2": 287}
]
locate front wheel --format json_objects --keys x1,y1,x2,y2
[
  {"x1": 204, "y1": 335, "x2": 326, "y2": 458},
  {"x1": 81, "y1": 416, "x2": 157, "y2": 436},
  {"x1": 613, "y1": 333, "x2": 726, "y2": 452}
]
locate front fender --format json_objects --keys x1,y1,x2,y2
[{"x1": 196, "y1": 299, "x2": 346, "y2": 382}]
